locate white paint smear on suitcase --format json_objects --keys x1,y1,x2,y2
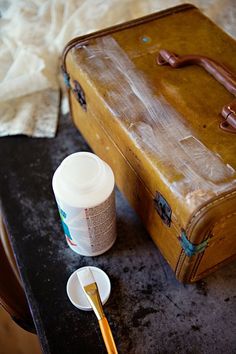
[{"x1": 72, "y1": 36, "x2": 236, "y2": 210}]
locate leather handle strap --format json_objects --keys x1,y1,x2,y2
[{"x1": 157, "y1": 50, "x2": 236, "y2": 133}]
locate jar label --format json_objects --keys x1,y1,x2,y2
[{"x1": 56, "y1": 190, "x2": 116, "y2": 256}]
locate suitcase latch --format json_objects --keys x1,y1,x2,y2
[
  {"x1": 72, "y1": 80, "x2": 87, "y2": 111},
  {"x1": 62, "y1": 68, "x2": 87, "y2": 111},
  {"x1": 154, "y1": 192, "x2": 172, "y2": 227}
]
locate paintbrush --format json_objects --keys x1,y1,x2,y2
[{"x1": 77, "y1": 268, "x2": 118, "y2": 354}]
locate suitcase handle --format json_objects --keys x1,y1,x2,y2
[{"x1": 157, "y1": 50, "x2": 236, "y2": 133}]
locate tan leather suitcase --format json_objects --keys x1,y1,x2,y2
[{"x1": 62, "y1": 4, "x2": 236, "y2": 282}]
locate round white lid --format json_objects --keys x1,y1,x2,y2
[
  {"x1": 66, "y1": 266, "x2": 111, "y2": 311},
  {"x1": 60, "y1": 152, "x2": 105, "y2": 193},
  {"x1": 52, "y1": 152, "x2": 115, "y2": 208}
]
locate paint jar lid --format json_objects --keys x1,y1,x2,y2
[
  {"x1": 66, "y1": 266, "x2": 111, "y2": 311},
  {"x1": 52, "y1": 152, "x2": 114, "y2": 208},
  {"x1": 60, "y1": 152, "x2": 105, "y2": 193}
]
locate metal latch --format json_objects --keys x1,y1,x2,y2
[
  {"x1": 73, "y1": 80, "x2": 87, "y2": 111},
  {"x1": 62, "y1": 68, "x2": 87, "y2": 111},
  {"x1": 154, "y1": 192, "x2": 172, "y2": 227}
]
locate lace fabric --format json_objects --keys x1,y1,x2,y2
[{"x1": 0, "y1": 0, "x2": 235, "y2": 137}]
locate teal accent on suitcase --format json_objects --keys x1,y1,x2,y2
[
  {"x1": 62, "y1": 68, "x2": 70, "y2": 88},
  {"x1": 62, "y1": 68, "x2": 87, "y2": 110},
  {"x1": 179, "y1": 230, "x2": 209, "y2": 257},
  {"x1": 154, "y1": 192, "x2": 172, "y2": 227}
]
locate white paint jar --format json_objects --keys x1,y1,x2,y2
[{"x1": 52, "y1": 152, "x2": 116, "y2": 256}]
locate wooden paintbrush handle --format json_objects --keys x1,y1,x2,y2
[{"x1": 99, "y1": 317, "x2": 118, "y2": 354}]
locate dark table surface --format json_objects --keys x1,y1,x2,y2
[{"x1": 0, "y1": 114, "x2": 236, "y2": 354}]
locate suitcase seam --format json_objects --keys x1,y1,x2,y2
[
  {"x1": 191, "y1": 253, "x2": 236, "y2": 281},
  {"x1": 186, "y1": 189, "x2": 236, "y2": 233},
  {"x1": 176, "y1": 192, "x2": 236, "y2": 281},
  {"x1": 177, "y1": 211, "x2": 236, "y2": 280}
]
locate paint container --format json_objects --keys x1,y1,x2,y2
[{"x1": 52, "y1": 152, "x2": 116, "y2": 256}]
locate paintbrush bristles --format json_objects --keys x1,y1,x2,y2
[
  {"x1": 77, "y1": 268, "x2": 105, "y2": 320},
  {"x1": 77, "y1": 268, "x2": 96, "y2": 288}
]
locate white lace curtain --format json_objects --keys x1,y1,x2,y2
[{"x1": 0, "y1": 0, "x2": 235, "y2": 137}]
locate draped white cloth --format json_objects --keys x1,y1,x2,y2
[{"x1": 0, "y1": 0, "x2": 235, "y2": 137}]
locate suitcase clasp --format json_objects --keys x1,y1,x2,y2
[
  {"x1": 72, "y1": 80, "x2": 87, "y2": 111},
  {"x1": 62, "y1": 68, "x2": 87, "y2": 111},
  {"x1": 154, "y1": 192, "x2": 172, "y2": 227}
]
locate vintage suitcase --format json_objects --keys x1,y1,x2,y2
[{"x1": 62, "y1": 4, "x2": 236, "y2": 282}]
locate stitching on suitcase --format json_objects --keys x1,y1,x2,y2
[
  {"x1": 189, "y1": 214, "x2": 234, "y2": 279},
  {"x1": 176, "y1": 198, "x2": 236, "y2": 280},
  {"x1": 186, "y1": 189, "x2": 236, "y2": 233},
  {"x1": 191, "y1": 233, "x2": 236, "y2": 281},
  {"x1": 213, "y1": 211, "x2": 236, "y2": 225},
  {"x1": 191, "y1": 251, "x2": 205, "y2": 279},
  {"x1": 175, "y1": 250, "x2": 185, "y2": 278},
  {"x1": 189, "y1": 210, "x2": 236, "y2": 236},
  {"x1": 192, "y1": 253, "x2": 236, "y2": 281}
]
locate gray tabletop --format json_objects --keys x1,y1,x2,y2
[{"x1": 0, "y1": 114, "x2": 235, "y2": 354}]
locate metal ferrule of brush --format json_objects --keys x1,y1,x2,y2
[{"x1": 84, "y1": 283, "x2": 105, "y2": 320}]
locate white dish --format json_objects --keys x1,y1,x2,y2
[{"x1": 66, "y1": 266, "x2": 111, "y2": 311}]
